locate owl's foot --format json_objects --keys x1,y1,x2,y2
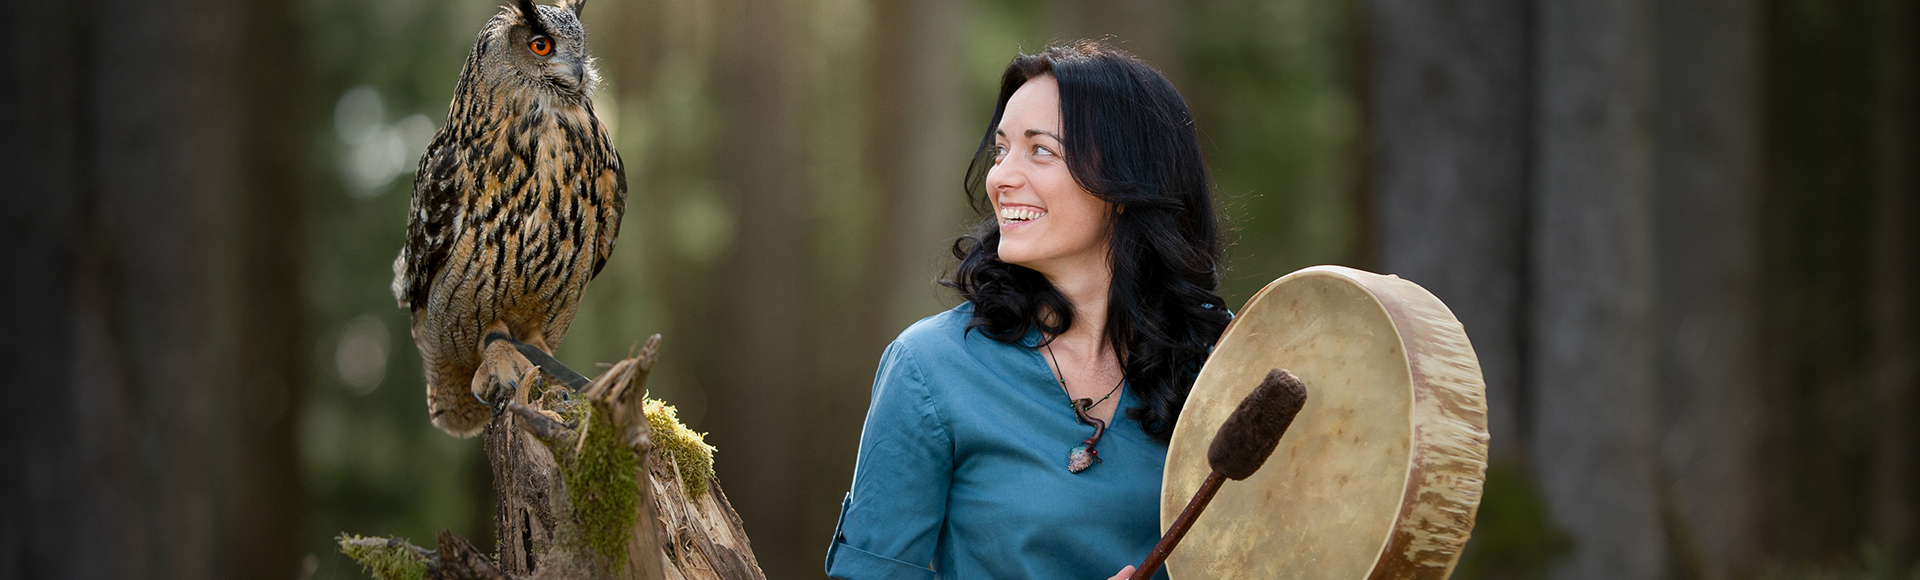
[{"x1": 472, "y1": 332, "x2": 538, "y2": 411}]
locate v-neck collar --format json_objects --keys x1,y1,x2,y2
[{"x1": 1018, "y1": 328, "x2": 1131, "y2": 428}]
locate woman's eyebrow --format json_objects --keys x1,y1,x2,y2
[
  {"x1": 1026, "y1": 129, "x2": 1062, "y2": 142},
  {"x1": 993, "y1": 128, "x2": 1063, "y2": 143}
]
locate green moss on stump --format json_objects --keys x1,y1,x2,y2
[
  {"x1": 562, "y1": 404, "x2": 641, "y2": 566},
  {"x1": 646, "y1": 398, "x2": 716, "y2": 499},
  {"x1": 336, "y1": 534, "x2": 428, "y2": 580}
]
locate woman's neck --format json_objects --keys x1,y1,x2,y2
[
  {"x1": 1040, "y1": 260, "x2": 1125, "y2": 422},
  {"x1": 1044, "y1": 262, "x2": 1114, "y2": 361}
]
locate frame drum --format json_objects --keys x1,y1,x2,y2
[{"x1": 1161, "y1": 266, "x2": 1489, "y2": 579}]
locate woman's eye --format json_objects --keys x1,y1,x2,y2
[
  {"x1": 1034, "y1": 145, "x2": 1056, "y2": 157},
  {"x1": 990, "y1": 145, "x2": 1008, "y2": 162},
  {"x1": 530, "y1": 36, "x2": 554, "y2": 56}
]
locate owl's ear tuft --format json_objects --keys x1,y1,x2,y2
[
  {"x1": 515, "y1": 0, "x2": 551, "y2": 38},
  {"x1": 558, "y1": 0, "x2": 583, "y2": 17}
]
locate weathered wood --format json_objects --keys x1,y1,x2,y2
[
  {"x1": 484, "y1": 337, "x2": 763, "y2": 580},
  {"x1": 487, "y1": 390, "x2": 565, "y2": 576},
  {"x1": 347, "y1": 336, "x2": 762, "y2": 580},
  {"x1": 645, "y1": 454, "x2": 764, "y2": 579},
  {"x1": 432, "y1": 530, "x2": 513, "y2": 580}
]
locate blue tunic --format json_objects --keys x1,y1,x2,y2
[{"x1": 825, "y1": 305, "x2": 1173, "y2": 580}]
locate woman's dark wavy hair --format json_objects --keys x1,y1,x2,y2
[{"x1": 943, "y1": 40, "x2": 1231, "y2": 443}]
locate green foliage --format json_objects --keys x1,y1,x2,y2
[
  {"x1": 1183, "y1": 0, "x2": 1362, "y2": 302},
  {"x1": 300, "y1": 0, "x2": 496, "y2": 572},
  {"x1": 647, "y1": 398, "x2": 717, "y2": 499},
  {"x1": 335, "y1": 534, "x2": 428, "y2": 580},
  {"x1": 1451, "y1": 461, "x2": 1573, "y2": 579},
  {"x1": 560, "y1": 403, "x2": 641, "y2": 565}
]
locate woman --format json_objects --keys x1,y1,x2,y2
[{"x1": 825, "y1": 40, "x2": 1231, "y2": 580}]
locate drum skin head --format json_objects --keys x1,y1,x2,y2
[{"x1": 1162, "y1": 266, "x2": 1489, "y2": 579}]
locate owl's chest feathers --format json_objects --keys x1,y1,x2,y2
[
  {"x1": 460, "y1": 104, "x2": 608, "y2": 240},
  {"x1": 433, "y1": 100, "x2": 611, "y2": 316}
]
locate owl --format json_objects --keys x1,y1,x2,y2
[{"x1": 393, "y1": 0, "x2": 625, "y2": 437}]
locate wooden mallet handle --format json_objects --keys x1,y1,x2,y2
[
  {"x1": 1131, "y1": 471, "x2": 1226, "y2": 578},
  {"x1": 1129, "y1": 369, "x2": 1307, "y2": 580}
]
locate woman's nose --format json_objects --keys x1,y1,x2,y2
[{"x1": 985, "y1": 158, "x2": 1021, "y2": 193}]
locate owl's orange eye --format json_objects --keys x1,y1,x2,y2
[{"x1": 529, "y1": 37, "x2": 553, "y2": 56}]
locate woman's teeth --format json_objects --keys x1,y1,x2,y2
[{"x1": 1000, "y1": 208, "x2": 1045, "y2": 223}]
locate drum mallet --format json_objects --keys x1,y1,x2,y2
[{"x1": 1130, "y1": 368, "x2": 1308, "y2": 580}]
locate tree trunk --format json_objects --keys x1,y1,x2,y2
[
  {"x1": 1867, "y1": 0, "x2": 1919, "y2": 566},
  {"x1": 1758, "y1": 0, "x2": 1903, "y2": 562},
  {"x1": 1650, "y1": 0, "x2": 1766, "y2": 576},
  {"x1": 0, "y1": 0, "x2": 308, "y2": 576},
  {"x1": 705, "y1": 0, "x2": 807, "y2": 575},
  {"x1": 1364, "y1": 0, "x2": 1534, "y2": 463},
  {"x1": 857, "y1": 0, "x2": 969, "y2": 361},
  {"x1": 350, "y1": 347, "x2": 765, "y2": 580},
  {"x1": 1530, "y1": 1, "x2": 1666, "y2": 579},
  {"x1": 485, "y1": 354, "x2": 762, "y2": 580}
]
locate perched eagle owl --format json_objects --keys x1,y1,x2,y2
[{"x1": 393, "y1": 0, "x2": 625, "y2": 437}]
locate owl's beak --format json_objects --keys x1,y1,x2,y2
[{"x1": 570, "y1": 60, "x2": 586, "y2": 87}]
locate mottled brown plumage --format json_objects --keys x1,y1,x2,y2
[{"x1": 393, "y1": 0, "x2": 624, "y2": 436}]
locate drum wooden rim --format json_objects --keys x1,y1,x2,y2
[{"x1": 1161, "y1": 265, "x2": 1490, "y2": 579}]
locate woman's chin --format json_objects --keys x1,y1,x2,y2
[{"x1": 997, "y1": 247, "x2": 1045, "y2": 270}]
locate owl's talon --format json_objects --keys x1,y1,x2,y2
[{"x1": 472, "y1": 374, "x2": 517, "y2": 415}]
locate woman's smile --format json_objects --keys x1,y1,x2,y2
[{"x1": 998, "y1": 205, "x2": 1048, "y2": 226}]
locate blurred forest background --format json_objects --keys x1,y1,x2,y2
[{"x1": 4, "y1": 0, "x2": 1917, "y2": 579}]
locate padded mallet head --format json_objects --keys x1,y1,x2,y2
[{"x1": 1207, "y1": 368, "x2": 1309, "y2": 480}]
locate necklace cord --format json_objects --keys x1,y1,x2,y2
[{"x1": 1045, "y1": 343, "x2": 1124, "y2": 411}]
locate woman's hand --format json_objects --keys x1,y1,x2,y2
[{"x1": 1107, "y1": 565, "x2": 1136, "y2": 580}]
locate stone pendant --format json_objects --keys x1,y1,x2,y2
[{"x1": 1067, "y1": 441, "x2": 1102, "y2": 473}]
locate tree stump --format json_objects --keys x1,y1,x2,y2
[{"x1": 341, "y1": 336, "x2": 765, "y2": 580}]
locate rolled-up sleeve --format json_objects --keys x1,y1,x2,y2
[{"x1": 826, "y1": 341, "x2": 952, "y2": 580}]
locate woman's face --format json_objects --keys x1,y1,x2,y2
[{"x1": 986, "y1": 75, "x2": 1112, "y2": 280}]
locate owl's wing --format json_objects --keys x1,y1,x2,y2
[
  {"x1": 396, "y1": 133, "x2": 466, "y2": 310},
  {"x1": 589, "y1": 146, "x2": 627, "y2": 280}
]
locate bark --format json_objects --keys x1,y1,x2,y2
[
  {"x1": 1364, "y1": 0, "x2": 1534, "y2": 462},
  {"x1": 0, "y1": 0, "x2": 307, "y2": 576},
  {"x1": 1650, "y1": 0, "x2": 1766, "y2": 576},
  {"x1": 1530, "y1": 1, "x2": 1666, "y2": 579}
]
